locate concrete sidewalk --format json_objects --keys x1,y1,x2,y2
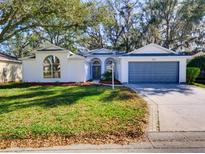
[{"x1": 2, "y1": 132, "x2": 205, "y2": 152}]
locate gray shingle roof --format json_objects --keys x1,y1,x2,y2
[
  {"x1": 84, "y1": 48, "x2": 125, "y2": 56},
  {"x1": 0, "y1": 52, "x2": 21, "y2": 63}
]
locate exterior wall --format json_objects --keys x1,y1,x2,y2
[
  {"x1": 0, "y1": 61, "x2": 22, "y2": 82},
  {"x1": 22, "y1": 59, "x2": 38, "y2": 82},
  {"x1": 115, "y1": 58, "x2": 120, "y2": 80},
  {"x1": 22, "y1": 52, "x2": 86, "y2": 82},
  {"x1": 179, "y1": 58, "x2": 187, "y2": 83},
  {"x1": 85, "y1": 60, "x2": 90, "y2": 81},
  {"x1": 66, "y1": 59, "x2": 86, "y2": 82},
  {"x1": 119, "y1": 57, "x2": 187, "y2": 83}
]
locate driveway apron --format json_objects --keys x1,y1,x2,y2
[{"x1": 127, "y1": 84, "x2": 205, "y2": 132}]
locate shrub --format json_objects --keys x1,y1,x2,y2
[
  {"x1": 101, "y1": 71, "x2": 112, "y2": 81},
  {"x1": 188, "y1": 55, "x2": 205, "y2": 77},
  {"x1": 187, "y1": 67, "x2": 200, "y2": 83}
]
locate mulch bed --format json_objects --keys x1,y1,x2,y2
[
  {"x1": 0, "y1": 132, "x2": 145, "y2": 149},
  {"x1": 0, "y1": 81, "x2": 122, "y2": 87},
  {"x1": 99, "y1": 80, "x2": 122, "y2": 85},
  {"x1": 0, "y1": 82, "x2": 95, "y2": 89},
  {"x1": 30, "y1": 82, "x2": 94, "y2": 86}
]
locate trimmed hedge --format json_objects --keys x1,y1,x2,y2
[
  {"x1": 101, "y1": 71, "x2": 112, "y2": 81},
  {"x1": 187, "y1": 55, "x2": 205, "y2": 77},
  {"x1": 187, "y1": 67, "x2": 200, "y2": 83}
]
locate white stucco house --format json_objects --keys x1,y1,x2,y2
[{"x1": 22, "y1": 43, "x2": 189, "y2": 84}]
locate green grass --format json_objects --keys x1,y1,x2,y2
[
  {"x1": 0, "y1": 83, "x2": 147, "y2": 140},
  {"x1": 192, "y1": 82, "x2": 205, "y2": 88}
]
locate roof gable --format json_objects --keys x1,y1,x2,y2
[
  {"x1": 37, "y1": 44, "x2": 65, "y2": 52},
  {"x1": 0, "y1": 52, "x2": 21, "y2": 63},
  {"x1": 86, "y1": 48, "x2": 125, "y2": 56},
  {"x1": 36, "y1": 43, "x2": 74, "y2": 55},
  {"x1": 68, "y1": 54, "x2": 85, "y2": 60},
  {"x1": 23, "y1": 44, "x2": 75, "y2": 60},
  {"x1": 89, "y1": 48, "x2": 115, "y2": 54},
  {"x1": 128, "y1": 43, "x2": 176, "y2": 55}
]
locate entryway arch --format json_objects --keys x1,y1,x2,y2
[
  {"x1": 91, "y1": 58, "x2": 101, "y2": 80},
  {"x1": 104, "y1": 58, "x2": 115, "y2": 73}
]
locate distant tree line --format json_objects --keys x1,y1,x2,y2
[{"x1": 0, "y1": 0, "x2": 205, "y2": 57}]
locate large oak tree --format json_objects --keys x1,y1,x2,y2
[{"x1": 0, "y1": 0, "x2": 88, "y2": 43}]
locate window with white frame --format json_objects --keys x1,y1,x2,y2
[{"x1": 43, "y1": 55, "x2": 60, "y2": 78}]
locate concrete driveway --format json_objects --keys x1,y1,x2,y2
[{"x1": 128, "y1": 84, "x2": 205, "y2": 132}]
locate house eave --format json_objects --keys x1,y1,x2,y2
[
  {"x1": 0, "y1": 59, "x2": 22, "y2": 63},
  {"x1": 67, "y1": 55, "x2": 85, "y2": 60},
  {"x1": 118, "y1": 55, "x2": 191, "y2": 59},
  {"x1": 36, "y1": 50, "x2": 69, "y2": 54},
  {"x1": 128, "y1": 43, "x2": 176, "y2": 54}
]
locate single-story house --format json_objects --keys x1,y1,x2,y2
[
  {"x1": 22, "y1": 43, "x2": 189, "y2": 83},
  {"x1": 0, "y1": 53, "x2": 22, "y2": 82}
]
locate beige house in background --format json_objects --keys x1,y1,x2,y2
[{"x1": 0, "y1": 53, "x2": 22, "y2": 82}]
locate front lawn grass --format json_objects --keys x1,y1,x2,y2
[
  {"x1": 0, "y1": 83, "x2": 147, "y2": 148},
  {"x1": 192, "y1": 82, "x2": 205, "y2": 88}
]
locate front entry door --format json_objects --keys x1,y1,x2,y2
[{"x1": 92, "y1": 66, "x2": 101, "y2": 79}]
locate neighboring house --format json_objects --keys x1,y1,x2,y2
[
  {"x1": 0, "y1": 53, "x2": 22, "y2": 82},
  {"x1": 22, "y1": 43, "x2": 189, "y2": 83}
]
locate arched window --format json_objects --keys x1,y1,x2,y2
[
  {"x1": 105, "y1": 58, "x2": 115, "y2": 72},
  {"x1": 43, "y1": 55, "x2": 60, "y2": 78}
]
